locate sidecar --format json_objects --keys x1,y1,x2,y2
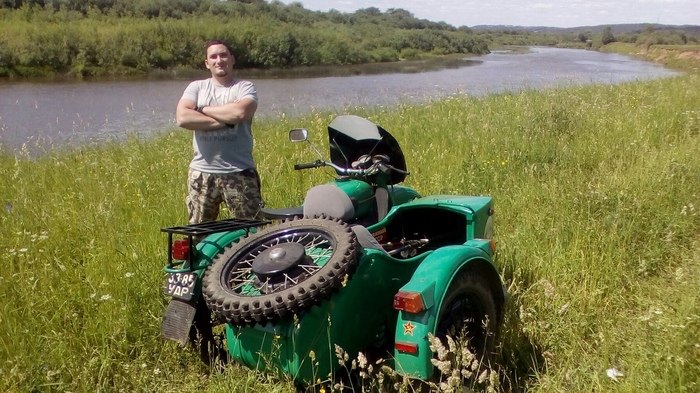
[{"x1": 160, "y1": 115, "x2": 506, "y2": 387}]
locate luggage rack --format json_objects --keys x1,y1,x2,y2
[{"x1": 162, "y1": 218, "x2": 270, "y2": 268}]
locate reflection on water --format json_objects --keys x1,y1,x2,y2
[
  {"x1": 0, "y1": 47, "x2": 681, "y2": 155},
  {"x1": 238, "y1": 57, "x2": 482, "y2": 79}
]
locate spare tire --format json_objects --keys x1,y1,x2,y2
[{"x1": 202, "y1": 216, "x2": 359, "y2": 326}]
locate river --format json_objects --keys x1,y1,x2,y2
[{"x1": 0, "y1": 47, "x2": 682, "y2": 154}]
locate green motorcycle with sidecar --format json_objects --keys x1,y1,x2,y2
[{"x1": 160, "y1": 114, "x2": 506, "y2": 387}]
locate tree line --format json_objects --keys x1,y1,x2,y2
[
  {"x1": 0, "y1": 0, "x2": 489, "y2": 77},
  {"x1": 479, "y1": 25, "x2": 698, "y2": 50},
  {"x1": 1, "y1": 0, "x2": 696, "y2": 78}
]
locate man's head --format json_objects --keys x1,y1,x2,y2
[{"x1": 204, "y1": 40, "x2": 235, "y2": 80}]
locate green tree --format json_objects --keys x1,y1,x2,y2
[{"x1": 601, "y1": 26, "x2": 616, "y2": 45}]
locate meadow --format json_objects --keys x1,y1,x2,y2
[{"x1": 1, "y1": 69, "x2": 699, "y2": 391}]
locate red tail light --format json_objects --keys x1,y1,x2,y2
[
  {"x1": 395, "y1": 341, "x2": 419, "y2": 354},
  {"x1": 172, "y1": 238, "x2": 190, "y2": 261},
  {"x1": 393, "y1": 291, "x2": 425, "y2": 313}
]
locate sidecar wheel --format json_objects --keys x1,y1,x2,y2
[
  {"x1": 434, "y1": 271, "x2": 498, "y2": 376},
  {"x1": 202, "y1": 216, "x2": 359, "y2": 326}
]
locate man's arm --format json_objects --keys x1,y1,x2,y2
[
  {"x1": 176, "y1": 99, "x2": 227, "y2": 130},
  {"x1": 199, "y1": 97, "x2": 258, "y2": 126}
]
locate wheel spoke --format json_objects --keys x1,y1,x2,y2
[
  {"x1": 307, "y1": 248, "x2": 333, "y2": 266},
  {"x1": 298, "y1": 264, "x2": 322, "y2": 275},
  {"x1": 306, "y1": 236, "x2": 330, "y2": 249},
  {"x1": 204, "y1": 218, "x2": 358, "y2": 325},
  {"x1": 283, "y1": 273, "x2": 300, "y2": 286},
  {"x1": 227, "y1": 258, "x2": 258, "y2": 294}
]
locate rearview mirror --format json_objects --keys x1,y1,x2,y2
[{"x1": 289, "y1": 129, "x2": 308, "y2": 142}]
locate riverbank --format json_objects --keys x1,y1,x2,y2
[
  {"x1": 1, "y1": 69, "x2": 699, "y2": 392},
  {"x1": 0, "y1": 4, "x2": 490, "y2": 79},
  {"x1": 601, "y1": 42, "x2": 700, "y2": 73}
]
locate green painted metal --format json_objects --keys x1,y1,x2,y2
[
  {"x1": 332, "y1": 179, "x2": 374, "y2": 218},
  {"x1": 328, "y1": 180, "x2": 421, "y2": 221},
  {"x1": 399, "y1": 195, "x2": 493, "y2": 239},
  {"x1": 389, "y1": 185, "x2": 422, "y2": 205},
  {"x1": 224, "y1": 194, "x2": 499, "y2": 383},
  {"x1": 163, "y1": 230, "x2": 247, "y2": 273},
  {"x1": 168, "y1": 189, "x2": 502, "y2": 386},
  {"x1": 226, "y1": 249, "x2": 425, "y2": 384},
  {"x1": 392, "y1": 245, "x2": 496, "y2": 379}
]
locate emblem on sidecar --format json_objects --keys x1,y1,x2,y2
[{"x1": 403, "y1": 321, "x2": 416, "y2": 336}]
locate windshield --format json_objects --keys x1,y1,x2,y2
[{"x1": 327, "y1": 115, "x2": 407, "y2": 185}]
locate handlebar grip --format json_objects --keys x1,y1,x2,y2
[{"x1": 294, "y1": 162, "x2": 320, "y2": 170}]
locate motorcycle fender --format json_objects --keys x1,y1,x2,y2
[
  {"x1": 392, "y1": 243, "x2": 500, "y2": 380},
  {"x1": 162, "y1": 298, "x2": 197, "y2": 346}
]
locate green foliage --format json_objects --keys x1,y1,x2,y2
[
  {"x1": 601, "y1": 26, "x2": 616, "y2": 45},
  {"x1": 0, "y1": 1, "x2": 489, "y2": 76},
  {"x1": 479, "y1": 24, "x2": 700, "y2": 53}
]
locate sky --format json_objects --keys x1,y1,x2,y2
[{"x1": 276, "y1": 0, "x2": 699, "y2": 28}]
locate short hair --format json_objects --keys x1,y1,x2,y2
[{"x1": 204, "y1": 39, "x2": 234, "y2": 56}]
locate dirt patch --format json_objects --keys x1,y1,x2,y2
[
  {"x1": 678, "y1": 50, "x2": 700, "y2": 61},
  {"x1": 636, "y1": 47, "x2": 700, "y2": 71}
]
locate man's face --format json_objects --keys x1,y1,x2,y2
[{"x1": 205, "y1": 44, "x2": 234, "y2": 77}]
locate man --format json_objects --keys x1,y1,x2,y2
[{"x1": 176, "y1": 39, "x2": 263, "y2": 224}]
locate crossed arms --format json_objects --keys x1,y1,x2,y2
[{"x1": 176, "y1": 97, "x2": 258, "y2": 131}]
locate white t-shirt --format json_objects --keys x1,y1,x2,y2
[{"x1": 181, "y1": 78, "x2": 258, "y2": 174}]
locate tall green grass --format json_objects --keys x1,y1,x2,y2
[{"x1": 1, "y1": 74, "x2": 699, "y2": 392}]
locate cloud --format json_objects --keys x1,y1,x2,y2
[
  {"x1": 282, "y1": 0, "x2": 700, "y2": 27},
  {"x1": 531, "y1": 3, "x2": 555, "y2": 10}
]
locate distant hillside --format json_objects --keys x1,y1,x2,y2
[{"x1": 471, "y1": 24, "x2": 700, "y2": 35}]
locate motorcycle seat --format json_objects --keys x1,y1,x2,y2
[
  {"x1": 303, "y1": 184, "x2": 356, "y2": 221},
  {"x1": 259, "y1": 206, "x2": 303, "y2": 220}
]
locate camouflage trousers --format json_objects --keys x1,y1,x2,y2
[{"x1": 186, "y1": 168, "x2": 263, "y2": 224}]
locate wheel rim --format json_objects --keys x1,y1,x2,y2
[
  {"x1": 438, "y1": 292, "x2": 487, "y2": 352},
  {"x1": 220, "y1": 228, "x2": 337, "y2": 296},
  {"x1": 203, "y1": 217, "x2": 359, "y2": 325}
]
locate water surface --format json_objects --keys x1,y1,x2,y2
[{"x1": 0, "y1": 47, "x2": 681, "y2": 154}]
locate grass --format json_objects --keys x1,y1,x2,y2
[{"x1": 1, "y1": 63, "x2": 699, "y2": 392}]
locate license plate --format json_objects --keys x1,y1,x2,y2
[{"x1": 163, "y1": 272, "x2": 197, "y2": 300}]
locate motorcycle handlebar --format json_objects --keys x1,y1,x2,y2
[
  {"x1": 294, "y1": 161, "x2": 325, "y2": 170},
  {"x1": 294, "y1": 158, "x2": 410, "y2": 177},
  {"x1": 383, "y1": 164, "x2": 410, "y2": 176}
]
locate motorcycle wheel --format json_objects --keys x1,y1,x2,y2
[
  {"x1": 434, "y1": 271, "x2": 498, "y2": 378},
  {"x1": 202, "y1": 216, "x2": 359, "y2": 326}
]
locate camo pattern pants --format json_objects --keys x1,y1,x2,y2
[{"x1": 186, "y1": 168, "x2": 263, "y2": 224}]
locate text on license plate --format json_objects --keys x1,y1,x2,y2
[{"x1": 163, "y1": 272, "x2": 197, "y2": 300}]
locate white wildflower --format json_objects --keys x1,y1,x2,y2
[
  {"x1": 606, "y1": 367, "x2": 623, "y2": 382},
  {"x1": 477, "y1": 369, "x2": 489, "y2": 384},
  {"x1": 558, "y1": 302, "x2": 570, "y2": 315},
  {"x1": 430, "y1": 359, "x2": 452, "y2": 374},
  {"x1": 357, "y1": 352, "x2": 368, "y2": 369}
]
